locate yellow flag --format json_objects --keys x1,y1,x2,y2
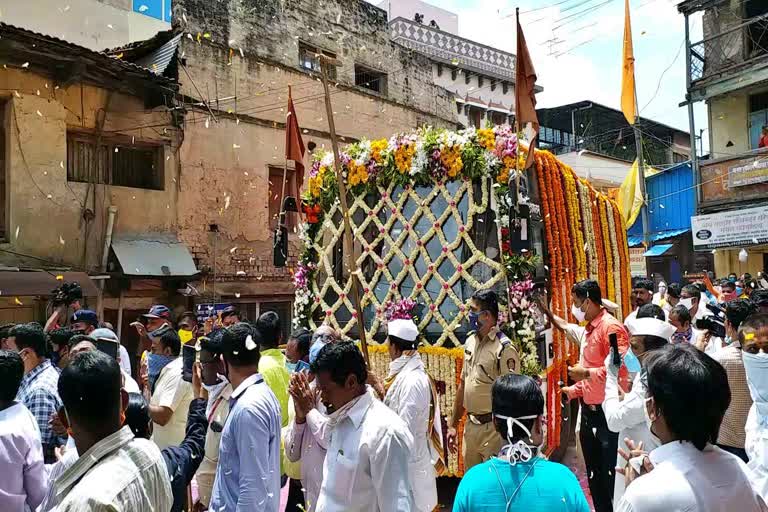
[
  {"x1": 618, "y1": 160, "x2": 644, "y2": 228},
  {"x1": 621, "y1": 0, "x2": 636, "y2": 125}
]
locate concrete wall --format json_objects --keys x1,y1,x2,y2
[
  {"x1": 378, "y1": 0, "x2": 460, "y2": 35},
  {"x1": 0, "y1": 0, "x2": 169, "y2": 51},
  {"x1": 0, "y1": 67, "x2": 179, "y2": 272},
  {"x1": 175, "y1": 0, "x2": 456, "y2": 123},
  {"x1": 557, "y1": 151, "x2": 631, "y2": 188},
  {"x1": 714, "y1": 246, "x2": 767, "y2": 278},
  {"x1": 708, "y1": 91, "x2": 750, "y2": 158},
  {"x1": 432, "y1": 63, "x2": 515, "y2": 127},
  {"x1": 174, "y1": 0, "x2": 459, "y2": 300}
]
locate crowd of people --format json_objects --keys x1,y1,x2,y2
[{"x1": 2, "y1": 272, "x2": 768, "y2": 511}]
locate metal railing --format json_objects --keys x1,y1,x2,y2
[
  {"x1": 389, "y1": 17, "x2": 516, "y2": 80},
  {"x1": 689, "y1": 12, "x2": 768, "y2": 83}
]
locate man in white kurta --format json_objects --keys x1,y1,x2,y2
[
  {"x1": 383, "y1": 319, "x2": 442, "y2": 512},
  {"x1": 311, "y1": 341, "x2": 415, "y2": 512},
  {"x1": 603, "y1": 317, "x2": 675, "y2": 503}
]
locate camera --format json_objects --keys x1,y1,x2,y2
[
  {"x1": 695, "y1": 303, "x2": 726, "y2": 340},
  {"x1": 51, "y1": 281, "x2": 83, "y2": 307}
]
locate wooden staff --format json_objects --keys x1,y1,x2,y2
[{"x1": 318, "y1": 55, "x2": 370, "y2": 364}]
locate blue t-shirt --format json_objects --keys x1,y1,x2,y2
[{"x1": 453, "y1": 457, "x2": 590, "y2": 512}]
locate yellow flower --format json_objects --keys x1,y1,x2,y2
[
  {"x1": 496, "y1": 168, "x2": 509, "y2": 184},
  {"x1": 371, "y1": 139, "x2": 388, "y2": 163},
  {"x1": 477, "y1": 128, "x2": 496, "y2": 151},
  {"x1": 502, "y1": 155, "x2": 515, "y2": 168},
  {"x1": 308, "y1": 175, "x2": 321, "y2": 198},
  {"x1": 348, "y1": 162, "x2": 369, "y2": 187},
  {"x1": 441, "y1": 146, "x2": 463, "y2": 178},
  {"x1": 394, "y1": 143, "x2": 416, "y2": 174}
]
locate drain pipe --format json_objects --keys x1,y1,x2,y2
[{"x1": 97, "y1": 206, "x2": 118, "y2": 320}]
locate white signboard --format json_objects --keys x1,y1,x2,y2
[
  {"x1": 691, "y1": 205, "x2": 768, "y2": 250},
  {"x1": 629, "y1": 248, "x2": 647, "y2": 277}
]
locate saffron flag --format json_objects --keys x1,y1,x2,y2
[
  {"x1": 515, "y1": 9, "x2": 539, "y2": 170},
  {"x1": 618, "y1": 159, "x2": 645, "y2": 228},
  {"x1": 621, "y1": 0, "x2": 637, "y2": 125},
  {"x1": 285, "y1": 86, "x2": 306, "y2": 190}
]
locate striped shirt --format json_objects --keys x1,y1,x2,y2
[{"x1": 715, "y1": 346, "x2": 753, "y2": 449}]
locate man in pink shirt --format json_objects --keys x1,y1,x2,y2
[{"x1": 559, "y1": 279, "x2": 630, "y2": 512}]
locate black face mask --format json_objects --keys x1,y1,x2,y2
[{"x1": 70, "y1": 329, "x2": 86, "y2": 336}]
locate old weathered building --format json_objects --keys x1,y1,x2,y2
[
  {"x1": 680, "y1": 0, "x2": 768, "y2": 276},
  {"x1": 0, "y1": 23, "x2": 192, "y2": 346}
]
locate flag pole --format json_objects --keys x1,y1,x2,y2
[
  {"x1": 633, "y1": 118, "x2": 650, "y2": 248},
  {"x1": 514, "y1": 7, "x2": 521, "y2": 213},
  {"x1": 318, "y1": 54, "x2": 370, "y2": 365},
  {"x1": 278, "y1": 89, "x2": 291, "y2": 229}
]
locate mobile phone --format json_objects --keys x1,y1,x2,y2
[
  {"x1": 609, "y1": 332, "x2": 621, "y2": 366},
  {"x1": 182, "y1": 344, "x2": 196, "y2": 383},
  {"x1": 96, "y1": 338, "x2": 119, "y2": 360},
  {"x1": 296, "y1": 360, "x2": 311, "y2": 373}
]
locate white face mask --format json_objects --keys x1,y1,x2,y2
[
  {"x1": 493, "y1": 413, "x2": 540, "y2": 465},
  {"x1": 643, "y1": 397, "x2": 662, "y2": 445},
  {"x1": 571, "y1": 303, "x2": 587, "y2": 323},
  {"x1": 679, "y1": 298, "x2": 694, "y2": 311},
  {"x1": 742, "y1": 351, "x2": 768, "y2": 421},
  {"x1": 202, "y1": 374, "x2": 229, "y2": 396}
]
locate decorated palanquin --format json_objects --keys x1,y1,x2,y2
[{"x1": 293, "y1": 126, "x2": 631, "y2": 477}]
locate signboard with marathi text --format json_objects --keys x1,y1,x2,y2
[
  {"x1": 701, "y1": 154, "x2": 768, "y2": 205},
  {"x1": 727, "y1": 156, "x2": 768, "y2": 188},
  {"x1": 629, "y1": 247, "x2": 647, "y2": 277},
  {"x1": 691, "y1": 205, "x2": 768, "y2": 250}
]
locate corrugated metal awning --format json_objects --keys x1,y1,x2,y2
[
  {"x1": 0, "y1": 271, "x2": 100, "y2": 297},
  {"x1": 135, "y1": 33, "x2": 181, "y2": 75},
  {"x1": 112, "y1": 234, "x2": 198, "y2": 277},
  {"x1": 628, "y1": 228, "x2": 691, "y2": 248},
  {"x1": 643, "y1": 244, "x2": 674, "y2": 257}
]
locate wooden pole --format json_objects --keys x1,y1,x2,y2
[{"x1": 318, "y1": 55, "x2": 370, "y2": 364}]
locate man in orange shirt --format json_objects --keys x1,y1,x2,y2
[{"x1": 558, "y1": 279, "x2": 630, "y2": 512}]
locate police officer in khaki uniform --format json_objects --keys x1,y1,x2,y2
[{"x1": 447, "y1": 290, "x2": 520, "y2": 470}]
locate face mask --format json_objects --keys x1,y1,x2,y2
[
  {"x1": 148, "y1": 324, "x2": 171, "y2": 340},
  {"x1": 571, "y1": 303, "x2": 586, "y2": 323},
  {"x1": 468, "y1": 311, "x2": 484, "y2": 332},
  {"x1": 147, "y1": 353, "x2": 175, "y2": 392},
  {"x1": 623, "y1": 347, "x2": 642, "y2": 373},
  {"x1": 736, "y1": 287, "x2": 744, "y2": 296},
  {"x1": 309, "y1": 339, "x2": 327, "y2": 365},
  {"x1": 286, "y1": 361, "x2": 298, "y2": 373},
  {"x1": 643, "y1": 397, "x2": 662, "y2": 445},
  {"x1": 671, "y1": 327, "x2": 692, "y2": 344},
  {"x1": 742, "y1": 351, "x2": 768, "y2": 421},
  {"x1": 493, "y1": 413, "x2": 540, "y2": 465},
  {"x1": 679, "y1": 298, "x2": 694, "y2": 311}
]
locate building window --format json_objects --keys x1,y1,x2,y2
[
  {"x1": 749, "y1": 90, "x2": 768, "y2": 149},
  {"x1": 66, "y1": 132, "x2": 164, "y2": 190},
  {"x1": 269, "y1": 166, "x2": 297, "y2": 232},
  {"x1": 673, "y1": 152, "x2": 687, "y2": 163},
  {"x1": 490, "y1": 112, "x2": 507, "y2": 127},
  {"x1": 467, "y1": 106, "x2": 484, "y2": 129},
  {"x1": 746, "y1": 2, "x2": 768, "y2": 58},
  {"x1": 355, "y1": 65, "x2": 387, "y2": 94},
  {"x1": 299, "y1": 43, "x2": 337, "y2": 79}
]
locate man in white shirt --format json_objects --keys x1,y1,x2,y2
[
  {"x1": 616, "y1": 343, "x2": 766, "y2": 512},
  {"x1": 624, "y1": 278, "x2": 654, "y2": 326},
  {"x1": 312, "y1": 340, "x2": 415, "y2": 512},
  {"x1": 54, "y1": 350, "x2": 172, "y2": 511},
  {"x1": 740, "y1": 313, "x2": 768, "y2": 501},
  {"x1": 144, "y1": 328, "x2": 193, "y2": 451},
  {"x1": 209, "y1": 322, "x2": 282, "y2": 512},
  {"x1": 604, "y1": 310, "x2": 674, "y2": 503},
  {"x1": 194, "y1": 329, "x2": 233, "y2": 510},
  {"x1": 383, "y1": 319, "x2": 442, "y2": 512}
]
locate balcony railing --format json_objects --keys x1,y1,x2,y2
[
  {"x1": 390, "y1": 17, "x2": 516, "y2": 81},
  {"x1": 689, "y1": 12, "x2": 768, "y2": 84}
]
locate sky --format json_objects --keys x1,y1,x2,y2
[{"x1": 375, "y1": 0, "x2": 707, "y2": 148}]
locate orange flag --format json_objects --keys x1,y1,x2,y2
[
  {"x1": 621, "y1": 0, "x2": 637, "y2": 125},
  {"x1": 515, "y1": 9, "x2": 540, "y2": 170},
  {"x1": 285, "y1": 86, "x2": 306, "y2": 190}
]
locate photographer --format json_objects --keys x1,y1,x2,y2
[
  {"x1": 693, "y1": 302, "x2": 726, "y2": 356},
  {"x1": 713, "y1": 299, "x2": 756, "y2": 462},
  {"x1": 44, "y1": 282, "x2": 83, "y2": 333}
]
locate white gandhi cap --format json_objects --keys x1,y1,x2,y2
[
  {"x1": 387, "y1": 318, "x2": 419, "y2": 342},
  {"x1": 626, "y1": 317, "x2": 676, "y2": 341}
]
